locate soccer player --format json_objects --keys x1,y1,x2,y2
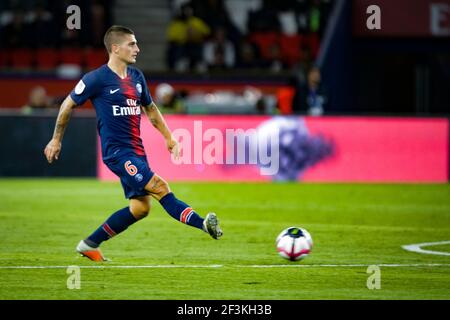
[{"x1": 44, "y1": 25, "x2": 222, "y2": 262}]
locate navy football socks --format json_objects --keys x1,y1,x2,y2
[
  {"x1": 159, "y1": 192, "x2": 205, "y2": 230},
  {"x1": 84, "y1": 194, "x2": 205, "y2": 248},
  {"x1": 85, "y1": 207, "x2": 138, "y2": 248}
]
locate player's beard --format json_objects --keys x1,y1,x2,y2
[
  {"x1": 129, "y1": 55, "x2": 137, "y2": 64},
  {"x1": 120, "y1": 52, "x2": 137, "y2": 64}
]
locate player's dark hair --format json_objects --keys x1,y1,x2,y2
[{"x1": 103, "y1": 25, "x2": 135, "y2": 54}]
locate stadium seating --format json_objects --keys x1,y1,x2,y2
[
  {"x1": 0, "y1": 50, "x2": 8, "y2": 67},
  {"x1": 35, "y1": 48, "x2": 60, "y2": 70},
  {"x1": 10, "y1": 49, "x2": 34, "y2": 69},
  {"x1": 248, "y1": 31, "x2": 280, "y2": 60},
  {"x1": 59, "y1": 48, "x2": 84, "y2": 66},
  {"x1": 279, "y1": 34, "x2": 302, "y2": 67},
  {"x1": 84, "y1": 48, "x2": 108, "y2": 70},
  {"x1": 307, "y1": 32, "x2": 320, "y2": 59}
]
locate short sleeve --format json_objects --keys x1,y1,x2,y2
[
  {"x1": 70, "y1": 71, "x2": 99, "y2": 106},
  {"x1": 138, "y1": 71, "x2": 153, "y2": 106}
]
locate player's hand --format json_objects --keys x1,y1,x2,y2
[
  {"x1": 44, "y1": 139, "x2": 62, "y2": 164},
  {"x1": 166, "y1": 137, "x2": 180, "y2": 161}
]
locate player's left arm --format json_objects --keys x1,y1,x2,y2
[{"x1": 142, "y1": 102, "x2": 180, "y2": 160}]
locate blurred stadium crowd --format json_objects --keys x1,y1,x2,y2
[
  {"x1": 0, "y1": 0, "x2": 333, "y2": 75},
  {"x1": 0, "y1": 0, "x2": 112, "y2": 70},
  {"x1": 166, "y1": 0, "x2": 333, "y2": 73}
]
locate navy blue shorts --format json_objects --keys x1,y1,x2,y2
[{"x1": 103, "y1": 153, "x2": 154, "y2": 199}]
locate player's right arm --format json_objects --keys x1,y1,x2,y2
[
  {"x1": 44, "y1": 95, "x2": 77, "y2": 164},
  {"x1": 44, "y1": 71, "x2": 99, "y2": 164}
]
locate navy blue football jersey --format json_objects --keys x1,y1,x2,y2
[{"x1": 70, "y1": 64, "x2": 153, "y2": 160}]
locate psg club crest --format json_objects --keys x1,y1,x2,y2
[
  {"x1": 136, "y1": 83, "x2": 142, "y2": 94},
  {"x1": 134, "y1": 173, "x2": 143, "y2": 182}
]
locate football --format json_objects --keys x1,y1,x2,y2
[{"x1": 276, "y1": 227, "x2": 313, "y2": 261}]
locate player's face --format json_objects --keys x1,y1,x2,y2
[{"x1": 116, "y1": 34, "x2": 140, "y2": 64}]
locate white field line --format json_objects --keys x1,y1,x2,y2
[
  {"x1": 0, "y1": 263, "x2": 449, "y2": 270},
  {"x1": 402, "y1": 241, "x2": 450, "y2": 256}
]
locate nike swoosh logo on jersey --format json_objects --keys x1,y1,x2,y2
[{"x1": 110, "y1": 88, "x2": 120, "y2": 94}]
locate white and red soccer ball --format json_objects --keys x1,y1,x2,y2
[{"x1": 276, "y1": 227, "x2": 313, "y2": 261}]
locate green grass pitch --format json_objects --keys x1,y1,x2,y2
[{"x1": 0, "y1": 179, "x2": 449, "y2": 300}]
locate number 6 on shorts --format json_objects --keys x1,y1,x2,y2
[{"x1": 124, "y1": 160, "x2": 138, "y2": 176}]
